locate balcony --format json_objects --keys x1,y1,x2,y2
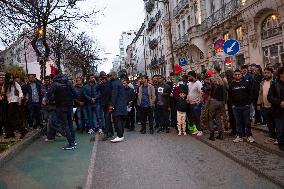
[
  {"x1": 149, "y1": 39, "x2": 158, "y2": 50},
  {"x1": 158, "y1": 55, "x2": 166, "y2": 65},
  {"x1": 145, "y1": 0, "x2": 155, "y2": 13},
  {"x1": 173, "y1": 34, "x2": 189, "y2": 51},
  {"x1": 150, "y1": 57, "x2": 159, "y2": 69},
  {"x1": 162, "y1": 13, "x2": 170, "y2": 28},
  {"x1": 155, "y1": 10, "x2": 162, "y2": 22},
  {"x1": 173, "y1": 0, "x2": 189, "y2": 18},
  {"x1": 187, "y1": 24, "x2": 202, "y2": 39},
  {"x1": 201, "y1": 0, "x2": 241, "y2": 32},
  {"x1": 147, "y1": 17, "x2": 156, "y2": 32},
  {"x1": 261, "y1": 27, "x2": 282, "y2": 40}
]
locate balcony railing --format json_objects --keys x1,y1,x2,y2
[
  {"x1": 158, "y1": 55, "x2": 166, "y2": 65},
  {"x1": 145, "y1": 0, "x2": 155, "y2": 13},
  {"x1": 173, "y1": 0, "x2": 189, "y2": 18},
  {"x1": 173, "y1": 34, "x2": 189, "y2": 50},
  {"x1": 150, "y1": 57, "x2": 159, "y2": 69},
  {"x1": 155, "y1": 10, "x2": 162, "y2": 22},
  {"x1": 149, "y1": 39, "x2": 159, "y2": 50},
  {"x1": 201, "y1": 0, "x2": 241, "y2": 32},
  {"x1": 261, "y1": 27, "x2": 283, "y2": 40}
]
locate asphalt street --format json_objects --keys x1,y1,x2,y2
[
  {"x1": 92, "y1": 130, "x2": 281, "y2": 189},
  {"x1": 0, "y1": 128, "x2": 282, "y2": 189}
]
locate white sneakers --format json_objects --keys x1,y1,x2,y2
[
  {"x1": 192, "y1": 131, "x2": 199, "y2": 135},
  {"x1": 233, "y1": 136, "x2": 243, "y2": 143},
  {"x1": 233, "y1": 136, "x2": 255, "y2": 143},
  {"x1": 247, "y1": 136, "x2": 255, "y2": 143},
  {"x1": 88, "y1": 129, "x2": 95, "y2": 134},
  {"x1": 192, "y1": 131, "x2": 203, "y2": 136},
  {"x1": 111, "y1": 137, "x2": 124, "y2": 143},
  {"x1": 178, "y1": 131, "x2": 182, "y2": 136}
]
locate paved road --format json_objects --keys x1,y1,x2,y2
[{"x1": 92, "y1": 130, "x2": 281, "y2": 189}]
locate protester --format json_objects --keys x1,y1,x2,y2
[
  {"x1": 176, "y1": 89, "x2": 187, "y2": 136},
  {"x1": 47, "y1": 73, "x2": 78, "y2": 150},
  {"x1": 268, "y1": 67, "x2": 284, "y2": 151},
  {"x1": 124, "y1": 78, "x2": 135, "y2": 131},
  {"x1": 229, "y1": 70, "x2": 255, "y2": 143},
  {"x1": 1, "y1": 73, "x2": 27, "y2": 139},
  {"x1": 187, "y1": 71, "x2": 203, "y2": 136},
  {"x1": 109, "y1": 74, "x2": 128, "y2": 143},
  {"x1": 137, "y1": 75, "x2": 156, "y2": 134},
  {"x1": 0, "y1": 73, "x2": 7, "y2": 136}
]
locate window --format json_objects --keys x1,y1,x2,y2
[
  {"x1": 261, "y1": 14, "x2": 282, "y2": 39},
  {"x1": 241, "y1": 0, "x2": 246, "y2": 6},
  {"x1": 223, "y1": 32, "x2": 230, "y2": 40},
  {"x1": 236, "y1": 26, "x2": 243, "y2": 41},
  {"x1": 187, "y1": 15, "x2": 191, "y2": 28},
  {"x1": 178, "y1": 24, "x2": 181, "y2": 39},
  {"x1": 210, "y1": 0, "x2": 215, "y2": 14},
  {"x1": 182, "y1": 20, "x2": 186, "y2": 36}
]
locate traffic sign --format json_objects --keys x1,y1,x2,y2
[
  {"x1": 178, "y1": 58, "x2": 188, "y2": 66},
  {"x1": 224, "y1": 39, "x2": 240, "y2": 56}
]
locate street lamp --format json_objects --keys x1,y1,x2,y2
[{"x1": 143, "y1": 0, "x2": 175, "y2": 73}]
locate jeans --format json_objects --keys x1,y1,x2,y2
[
  {"x1": 227, "y1": 104, "x2": 236, "y2": 134},
  {"x1": 140, "y1": 107, "x2": 154, "y2": 131},
  {"x1": 86, "y1": 103, "x2": 103, "y2": 131},
  {"x1": 262, "y1": 107, "x2": 276, "y2": 139},
  {"x1": 102, "y1": 111, "x2": 113, "y2": 137},
  {"x1": 56, "y1": 107, "x2": 75, "y2": 145},
  {"x1": 113, "y1": 115, "x2": 126, "y2": 138},
  {"x1": 274, "y1": 117, "x2": 284, "y2": 147},
  {"x1": 27, "y1": 102, "x2": 42, "y2": 129},
  {"x1": 233, "y1": 105, "x2": 252, "y2": 137},
  {"x1": 47, "y1": 111, "x2": 57, "y2": 139},
  {"x1": 76, "y1": 106, "x2": 88, "y2": 129},
  {"x1": 190, "y1": 103, "x2": 203, "y2": 131}
]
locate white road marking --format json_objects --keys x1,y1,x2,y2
[{"x1": 84, "y1": 138, "x2": 98, "y2": 189}]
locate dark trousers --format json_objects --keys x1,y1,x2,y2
[
  {"x1": 262, "y1": 107, "x2": 276, "y2": 139},
  {"x1": 113, "y1": 115, "x2": 126, "y2": 138},
  {"x1": 140, "y1": 107, "x2": 154, "y2": 131},
  {"x1": 103, "y1": 111, "x2": 114, "y2": 137},
  {"x1": 47, "y1": 111, "x2": 57, "y2": 140},
  {"x1": 126, "y1": 107, "x2": 135, "y2": 130},
  {"x1": 6, "y1": 102, "x2": 27, "y2": 137},
  {"x1": 56, "y1": 107, "x2": 75, "y2": 145},
  {"x1": 227, "y1": 104, "x2": 236, "y2": 134},
  {"x1": 156, "y1": 105, "x2": 169, "y2": 130},
  {"x1": 0, "y1": 122, "x2": 4, "y2": 135},
  {"x1": 28, "y1": 102, "x2": 42, "y2": 129},
  {"x1": 253, "y1": 103, "x2": 263, "y2": 124},
  {"x1": 233, "y1": 105, "x2": 252, "y2": 137},
  {"x1": 208, "y1": 99, "x2": 223, "y2": 132},
  {"x1": 274, "y1": 117, "x2": 284, "y2": 148},
  {"x1": 170, "y1": 104, "x2": 177, "y2": 128},
  {"x1": 154, "y1": 108, "x2": 160, "y2": 128}
]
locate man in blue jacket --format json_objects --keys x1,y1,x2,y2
[
  {"x1": 83, "y1": 74, "x2": 103, "y2": 135},
  {"x1": 47, "y1": 73, "x2": 78, "y2": 150},
  {"x1": 109, "y1": 74, "x2": 128, "y2": 143}
]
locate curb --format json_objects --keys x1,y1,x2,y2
[
  {"x1": 0, "y1": 131, "x2": 40, "y2": 168},
  {"x1": 251, "y1": 125, "x2": 269, "y2": 133},
  {"x1": 193, "y1": 135, "x2": 284, "y2": 189},
  {"x1": 249, "y1": 141, "x2": 284, "y2": 158}
]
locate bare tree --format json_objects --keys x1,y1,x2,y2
[{"x1": 0, "y1": 0, "x2": 98, "y2": 79}]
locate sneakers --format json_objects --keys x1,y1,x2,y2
[
  {"x1": 178, "y1": 131, "x2": 182, "y2": 136},
  {"x1": 274, "y1": 140, "x2": 278, "y2": 145},
  {"x1": 62, "y1": 144, "x2": 76, "y2": 150},
  {"x1": 98, "y1": 129, "x2": 104, "y2": 135},
  {"x1": 196, "y1": 131, "x2": 203, "y2": 136},
  {"x1": 233, "y1": 136, "x2": 243, "y2": 143},
  {"x1": 192, "y1": 131, "x2": 199, "y2": 135},
  {"x1": 247, "y1": 136, "x2": 255, "y2": 143},
  {"x1": 183, "y1": 132, "x2": 187, "y2": 136},
  {"x1": 44, "y1": 138, "x2": 55, "y2": 142},
  {"x1": 88, "y1": 129, "x2": 95, "y2": 134},
  {"x1": 111, "y1": 137, "x2": 124, "y2": 143}
]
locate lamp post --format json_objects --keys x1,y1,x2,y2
[{"x1": 144, "y1": 0, "x2": 175, "y2": 73}]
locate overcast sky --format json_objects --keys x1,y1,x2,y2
[{"x1": 80, "y1": 0, "x2": 145, "y2": 73}]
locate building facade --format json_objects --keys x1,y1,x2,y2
[{"x1": 118, "y1": 31, "x2": 136, "y2": 71}]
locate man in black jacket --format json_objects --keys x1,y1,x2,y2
[
  {"x1": 229, "y1": 70, "x2": 255, "y2": 143},
  {"x1": 47, "y1": 74, "x2": 78, "y2": 150},
  {"x1": 268, "y1": 67, "x2": 284, "y2": 151}
]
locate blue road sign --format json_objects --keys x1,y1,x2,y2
[
  {"x1": 179, "y1": 58, "x2": 188, "y2": 66},
  {"x1": 223, "y1": 39, "x2": 240, "y2": 56}
]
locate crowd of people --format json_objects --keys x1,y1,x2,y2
[{"x1": 0, "y1": 63, "x2": 283, "y2": 151}]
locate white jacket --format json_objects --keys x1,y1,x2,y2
[{"x1": 1, "y1": 82, "x2": 23, "y2": 104}]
